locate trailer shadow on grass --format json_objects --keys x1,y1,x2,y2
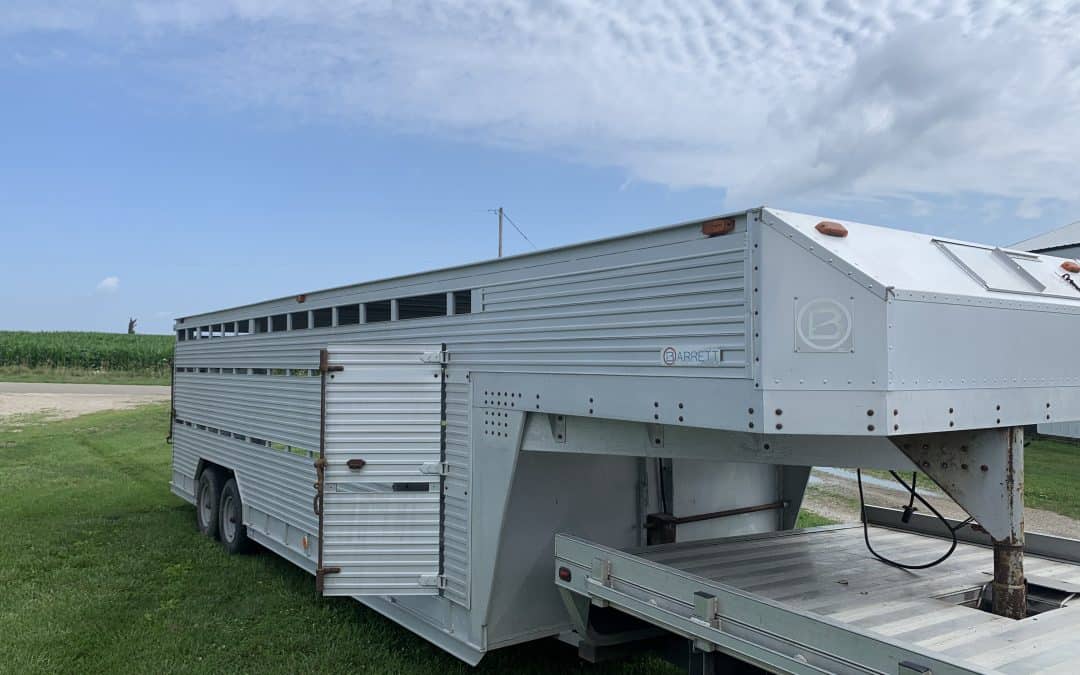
[{"x1": 0, "y1": 404, "x2": 675, "y2": 675}]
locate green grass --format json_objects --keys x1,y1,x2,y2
[
  {"x1": 0, "y1": 331, "x2": 173, "y2": 382},
  {"x1": 0, "y1": 365, "x2": 169, "y2": 386},
  {"x1": 1026, "y1": 437, "x2": 1080, "y2": 520},
  {"x1": 855, "y1": 438, "x2": 1080, "y2": 521},
  {"x1": 0, "y1": 405, "x2": 673, "y2": 674},
  {"x1": 795, "y1": 510, "x2": 837, "y2": 528}
]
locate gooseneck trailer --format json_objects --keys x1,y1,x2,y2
[{"x1": 172, "y1": 208, "x2": 1080, "y2": 673}]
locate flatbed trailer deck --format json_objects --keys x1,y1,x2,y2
[{"x1": 556, "y1": 507, "x2": 1080, "y2": 674}]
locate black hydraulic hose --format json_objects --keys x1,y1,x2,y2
[{"x1": 857, "y1": 469, "x2": 972, "y2": 570}]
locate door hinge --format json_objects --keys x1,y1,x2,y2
[
  {"x1": 419, "y1": 574, "x2": 447, "y2": 589},
  {"x1": 420, "y1": 461, "x2": 450, "y2": 476},
  {"x1": 421, "y1": 350, "x2": 450, "y2": 364},
  {"x1": 319, "y1": 349, "x2": 344, "y2": 373},
  {"x1": 315, "y1": 566, "x2": 341, "y2": 593}
]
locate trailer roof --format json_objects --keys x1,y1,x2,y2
[
  {"x1": 179, "y1": 207, "x2": 1080, "y2": 325},
  {"x1": 767, "y1": 208, "x2": 1080, "y2": 307},
  {"x1": 176, "y1": 208, "x2": 749, "y2": 323}
]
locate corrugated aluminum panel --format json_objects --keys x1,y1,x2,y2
[
  {"x1": 174, "y1": 234, "x2": 750, "y2": 379},
  {"x1": 176, "y1": 214, "x2": 742, "y2": 326},
  {"x1": 172, "y1": 422, "x2": 318, "y2": 541},
  {"x1": 170, "y1": 226, "x2": 750, "y2": 607},
  {"x1": 172, "y1": 372, "x2": 321, "y2": 451},
  {"x1": 321, "y1": 344, "x2": 444, "y2": 597},
  {"x1": 442, "y1": 376, "x2": 471, "y2": 606}
]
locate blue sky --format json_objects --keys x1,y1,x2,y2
[{"x1": 2, "y1": 2, "x2": 1078, "y2": 335}]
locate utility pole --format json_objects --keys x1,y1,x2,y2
[{"x1": 497, "y1": 207, "x2": 504, "y2": 258}]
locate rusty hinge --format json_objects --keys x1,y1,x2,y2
[
  {"x1": 315, "y1": 566, "x2": 341, "y2": 593},
  {"x1": 319, "y1": 349, "x2": 344, "y2": 374},
  {"x1": 312, "y1": 456, "x2": 327, "y2": 516}
]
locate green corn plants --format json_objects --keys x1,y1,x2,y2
[{"x1": 0, "y1": 331, "x2": 174, "y2": 375}]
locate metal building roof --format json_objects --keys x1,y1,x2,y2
[{"x1": 1012, "y1": 219, "x2": 1080, "y2": 252}]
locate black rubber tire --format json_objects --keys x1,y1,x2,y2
[
  {"x1": 218, "y1": 478, "x2": 251, "y2": 554},
  {"x1": 195, "y1": 468, "x2": 223, "y2": 540}
]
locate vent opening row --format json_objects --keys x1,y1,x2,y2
[
  {"x1": 177, "y1": 290, "x2": 472, "y2": 341},
  {"x1": 175, "y1": 366, "x2": 320, "y2": 377},
  {"x1": 175, "y1": 418, "x2": 316, "y2": 458}
]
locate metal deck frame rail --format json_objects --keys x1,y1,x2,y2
[
  {"x1": 555, "y1": 531, "x2": 991, "y2": 675},
  {"x1": 865, "y1": 505, "x2": 1080, "y2": 565}
]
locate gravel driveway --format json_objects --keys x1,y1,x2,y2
[
  {"x1": 803, "y1": 467, "x2": 1080, "y2": 540},
  {"x1": 0, "y1": 382, "x2": 170, "y2": 421}
]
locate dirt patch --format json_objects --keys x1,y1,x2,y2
[
  {"x1": 0, "y1": 382, "x2": 170, "y2": 422},
  {"x1": 803, "y1": 468, "x2": 1080, "y2": 540}
]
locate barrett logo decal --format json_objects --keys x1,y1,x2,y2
[
  {"x1": 795, "y1": 297, "x2": 854, "y2": 353},
  {"x1": 660, "y1": 345, "x2": 724, "y2": 367}
]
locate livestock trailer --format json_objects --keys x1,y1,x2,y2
[{"x1": 171, "y1": 208, "x2": 1080, "y2": 673}]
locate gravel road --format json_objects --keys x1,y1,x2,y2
[
  {"x1": 803, "y1": 467, "x2": 1080, "y2": 539},
  {"x1": 0, "y1": 382, "x2": 170, "y2": 421}
]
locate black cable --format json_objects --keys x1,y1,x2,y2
[
  {"x1": 857, "y1": 469, "x2": 972, "y2": 570},
  {"x1": 906, "y1": 472, "x2": 917, "y2": 513}
]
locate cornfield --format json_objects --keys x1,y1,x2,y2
[{"x1": 0, "y1": 331, "x2": 174, "y2": 375}]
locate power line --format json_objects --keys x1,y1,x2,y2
[{"x1": 501, "y1": 211, "x2": 538, "y2": 251}]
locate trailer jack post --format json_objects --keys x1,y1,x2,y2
[
  {"x1": 993, "y1": 541, "x2": 1026, "y2": 619},
  {"x1": 993, "y1": 426, "x2": 1026, "y2": 620},
  {"x1": 894, "y1": 427, "x2": 1026, "y2": 618}
]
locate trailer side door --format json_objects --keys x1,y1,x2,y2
[{"x1": 317, "y1": 344, "x2": 446, "y2": 596}]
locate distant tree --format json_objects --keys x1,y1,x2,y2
[{"x1": 127, "y1": 318, "x2": 137, "y2": 334}]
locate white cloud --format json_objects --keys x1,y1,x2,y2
[
  {"x1": 96, "y1": 275, "x2": 119, "y2": 293},
  {"x1": 1016, "y1": 197, "x2": 1045, "y2": 220},
  {"x1": 5, "y1": 1, "x2": 1080, "y2": 211}
]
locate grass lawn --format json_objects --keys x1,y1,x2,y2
[
  {"x1": 0, "y1": 365, "x2": 169, "y2": 386},
  {"x1": 0, "y1": 405, "x2": 673, "y2": 674},
  {"x1": 1026, "y1": 437, "x2": 1080, "y2": 520},
  {"x1": 794, "y1": 510, "x2": 837, "y2": 528},
  {"x1": 859, "y1": 437, "x2": 1080, "y2": 521}
]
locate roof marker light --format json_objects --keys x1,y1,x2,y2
[
  {"x1": 815, "y1": 221, "x2": 848, "y2": 238},
  {"x1": 1062, "y1": 261, "x2": 1080, "y2": 273},
  {"x1": 701, "y1": 218, "x2": 736, "y2": 237}
]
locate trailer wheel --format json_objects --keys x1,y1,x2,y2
[
  {"x1": 195, "y1": 468, "x2": 223, "y2": 539},
  {"x1": 219, "y1": 478, "x2": 251, "y2": 554}
]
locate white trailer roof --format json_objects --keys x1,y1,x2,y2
[
  {"x1": 182, "y1": 207, "x2": 1080, "y2": 324},
  {"x1": 768, "y1": 208, "x2": 1080, "y2": 308}
]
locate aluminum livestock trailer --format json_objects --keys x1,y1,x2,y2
[{"x1": 171, "y1": 208, "x2": 1080, "y2": 673}]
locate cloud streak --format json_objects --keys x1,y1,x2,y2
[
  {"x1": 5, "y1": 1, "x2": 1080, "y2": 214},
  {"x1": 96, "y1": 276, "x2": 119, "y2": 293}
]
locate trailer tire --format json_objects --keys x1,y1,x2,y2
[
  {"x1": 195, "y1": 468, "x2": 223, "y2": 540},
  {"x1": 219, "y1": 478, "x2": 251, "y2": 554}
]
